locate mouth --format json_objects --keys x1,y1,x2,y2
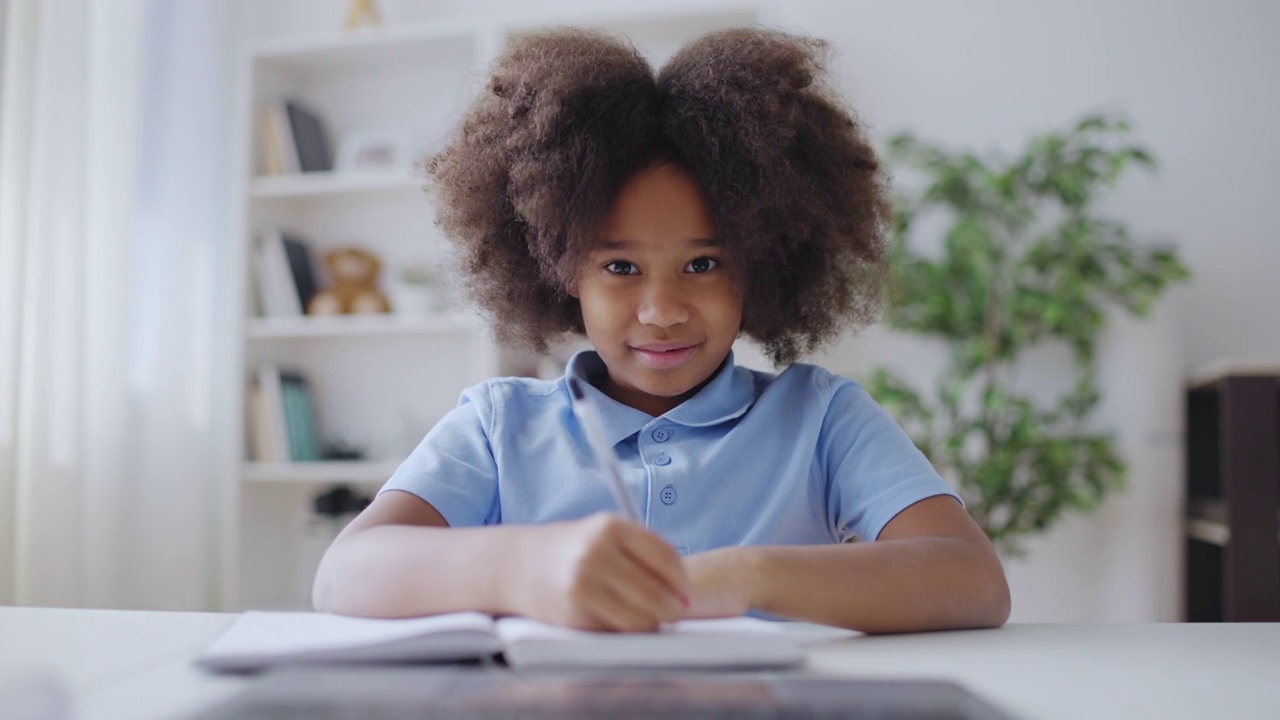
[{"x1": 631, "y1": 343, "x2": 699, "y2": 370}]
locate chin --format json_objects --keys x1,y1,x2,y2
[
  {"x1": 634, "y1": 368, "x2": 707, "y2": 398},
  {"x1": 647, "y1": 382, "x2": 697, "y2": 400}
]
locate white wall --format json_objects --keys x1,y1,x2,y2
[
  {"x1": 778, "y1": 0, "x2": 1280, "y2": 373},
  {"x1": 774, "y1": 0, "x2": 1238, "y2": 623},
  {"x1": 775, "y1": 0, "x2": 1278, "y2": 622},
  {"x1": 229, "y1": 0, "x2": 1280, "y2": 621},
  {"x1": 237, "y1": 0, "x2": 1280, "y2": 372}
]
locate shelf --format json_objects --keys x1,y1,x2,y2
[
  {"x1": 228, "y1": 2, "x2": 761, "y2": 614},
  {"x1": 1186, "y1": 519, "x2": 1231, "y2": 547},
  {"x1": 1184, "y1": 372, "x2": 1280, "y2": 622},
  {"x1": 243, "y1": 461, "x2": 399, "y2": 485},
  {"x1": 1186, "y1": 520, "x2": 1280, "y2": 547},
  {"x1": 246, "y1": 314, "x2": 475, "y2": 339},
  {"x1": 248, "y1": 3, "x2": 757, "y2": 70},
  {"x1": 250, "y1": 172, "x2": 423, "y2": 199},
  {"x1": 252, "y1": 20, "x2": 481, "y2": 74},
  {"x1": 1186, "y1": 359, "x2": 1280, "y2": 390},
  {"x1": 1186, "y1": 496, "x2": 1280, "y2": 546}
]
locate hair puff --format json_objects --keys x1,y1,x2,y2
[{"x1": 428, "y1": 27, "x2": 890, "y2": 364}]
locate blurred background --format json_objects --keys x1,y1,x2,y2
[{"x1": 1, "y1": 0, "x2": 1276, "y2": 622}]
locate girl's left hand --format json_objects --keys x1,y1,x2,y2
[{"x1": 681, "y1": 547, "x2": 755, "y2": 619}]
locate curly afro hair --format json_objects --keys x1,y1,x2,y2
[{"x1": 427, "y1": 27, "x2": 890, "y2": 365}]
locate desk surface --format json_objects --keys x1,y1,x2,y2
[{"x1": 1, "y1": 607, "x2": 1278, "y2": 720}]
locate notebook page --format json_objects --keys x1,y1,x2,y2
[
  {"x1": 495, "y1": 616, "x2": 804, "y2": 670},
  {"x1": 198, "y1": 611, "x2": 498, "y2": 672}
]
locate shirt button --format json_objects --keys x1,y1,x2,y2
[
  {"x1": 651, "y1": 427, "x2": 672, "y2": 443},
  {"x1": 660, "y1": 485, "x2": 677, "y2": 505},
  {"x1": 676, "y1": 546, "x2": 689, "y2": 555},
  {"x1": 654, "y1": 453, "x2": 671, "y2": 466}
]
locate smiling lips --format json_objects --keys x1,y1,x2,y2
[{"x1": 631, "y1": 343, "x2": 699, "y2": 369}]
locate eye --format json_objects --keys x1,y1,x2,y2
[
  {"x1": 604, "y1": 260, "x2": 638, "y2": 276},
  {"x1": 685, "y1": 257, "x2": 719, "y2": 274}
]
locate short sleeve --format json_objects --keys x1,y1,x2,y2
[
  {"x1": 378, "y1": 383, "x2": 500, "y2": 527},
  {"x1": 822, "y1": 378, "x2": 962, "y2": 543}
]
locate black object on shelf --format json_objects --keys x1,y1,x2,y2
[
  {"x1": 321, "y1": 438, "x2": 364, "y2": 461},
  {"x1": 313, "y1": 485, "x2": 372, "y2": 519},
  {"x1": 285, "y1": 100, "x2": 333, "y2": 173},
  {"x1": 1185, "y1": 369, "x2": 1280, "y2": 621},
  {"x1": 281, "y1": 234, "x2": 319, "y2": 312}
]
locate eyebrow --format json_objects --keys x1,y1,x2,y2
[{"x1": 596, "y1": 238, "x2": 719, "y2": 251}]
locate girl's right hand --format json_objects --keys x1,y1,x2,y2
[{"x1": 507, "y1": 512, "x2": 690, "y2": 632}]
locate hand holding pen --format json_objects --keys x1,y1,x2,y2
[{"x1": 497, "y1": 378, "x2": 689, "y2": 632}]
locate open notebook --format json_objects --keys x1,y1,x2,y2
[{"x1": 197, "y1": 611, "x2": 805, "y2": 673}]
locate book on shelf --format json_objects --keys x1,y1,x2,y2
[
  {"x1": 247, "y1": 364, "x2": 322, "y2": 463},
  {"x1": 280, "y1": 370, "x2": 322, "y2": 461},
  {"x1": 285, "y1": 101, "x2": 333, "y2": 173},
  {"x1": 245, "y1": 384, "x2": 273, "y2": 463},
  {"x1": 251, "y1": 230, "x2": 296, "y2": 316},
  {"x1": 258, "y1": 106, "x2": 282, "y2": 175},
  {"x1": 251, "y1": 228, "x2": 319, "y2": 317},
  {"x1": 259, "y1": 103, "x2": 297, "y2": 175},
  {"x1": 258, "y1": 100, "x2": 332, "y2": 176},
  {"x1": 196, "y1": 611, "x2": 805, "y2": 673},
  {"x1": 281, "y1": 234, "x2": 320, "y2": 311}
]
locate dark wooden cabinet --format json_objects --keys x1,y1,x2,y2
[{"x1": 1184, "y1": 368, "x2": 1280, "y2": 621}]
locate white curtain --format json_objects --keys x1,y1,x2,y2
[{"x1": 0, "y1": 0, "x2": 230, "y2": 610}]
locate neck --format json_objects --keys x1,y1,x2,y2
[{"x1": 598, "y1": 356, "x2": 729, "y2": 417}]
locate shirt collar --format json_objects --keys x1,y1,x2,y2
[{"x1": 563, "y1": 349, "x2": 758, "y2": 447}]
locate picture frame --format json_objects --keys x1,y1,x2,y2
[{"x1": 334, "y1": 128, "x2": 414, "y2": 173}]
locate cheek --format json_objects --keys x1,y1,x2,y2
[
  {"x1": 577, "y1": 286, "x2": 627, "y2": 334},
  {"x1": 703, "y1": 284, "x2": 744, "y2": 333}
]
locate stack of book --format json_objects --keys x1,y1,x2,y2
[
  {"x1": 252, "y1": 229, "x2": 319, "y2": 317},
  {"x1": 259, "y1": 100, "x2": 333, "y2": 175},
  {"x1": 248, "y1": 365, "x2": 323, "y2": 463}
]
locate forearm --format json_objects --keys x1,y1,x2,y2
[
  {"x1": 312, "y1": 524, "x2": 530, "y2": 618},
  {"x1": 743, "y1": 538, "x2": 1010, "y2": 633}
]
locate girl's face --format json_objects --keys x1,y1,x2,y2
[{"x1": 571, "y1": 162, "x2": 743, "y2": 416}]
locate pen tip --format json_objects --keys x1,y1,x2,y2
[{"x1": 568, "y1": 377, "x2": 585, "y2": 400}]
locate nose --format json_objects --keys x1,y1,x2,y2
[{"x1": 636, "y1": 278, "x2": 689, "y2": 328}]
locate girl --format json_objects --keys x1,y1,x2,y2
[{"x1": 312, "y1": 28, "x2": 1010, "y2": 634}]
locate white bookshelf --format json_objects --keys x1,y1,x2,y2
[
  {"x1": 244, "y1": 461, "x2": 401, "y2": 485},
  {"x1": 245, "y1": 313, "x2": 477, "y2": 339},
  {"x1": 251, "y1": 18, "x2": 485, "y2": 73},
  {"x1": 250, "y1": 171, "x2": 422, "y2": 198},
  {"x1": 222, "y1": 3, "x2": 761, "y2": 612}
]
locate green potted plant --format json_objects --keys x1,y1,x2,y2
[{"x1": 866, "y1": 114, "x2": 1190, "y2": 556}]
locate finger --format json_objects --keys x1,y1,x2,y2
[
  {"x1": 588, "y1": 580, "x2": 667, "y2": 633},
  {"x1": 602, "y1": 546, "x2": 687, "y2": 623},
  {"x1": 617, "y1": 527, "x2": 690, "y2": 600}
]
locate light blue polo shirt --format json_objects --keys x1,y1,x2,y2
[{"x1": 381, "y1": 350, "x2": 960, "y2": 550}]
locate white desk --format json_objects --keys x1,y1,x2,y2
[{"x1": 2, "y1": 607, "x2": 1278, "y2": 719}]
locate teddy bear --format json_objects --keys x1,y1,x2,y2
[{"x1": 307, "y1": 246, "x2": 392, "y2": 315}]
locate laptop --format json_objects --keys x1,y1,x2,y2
[{"x1": 188, "y1": 665, "x2": 1021, "y2": 719}]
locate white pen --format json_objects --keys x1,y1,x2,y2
[{"x1": 567, "y1": 377, "x2": 642, "y2": 523}]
